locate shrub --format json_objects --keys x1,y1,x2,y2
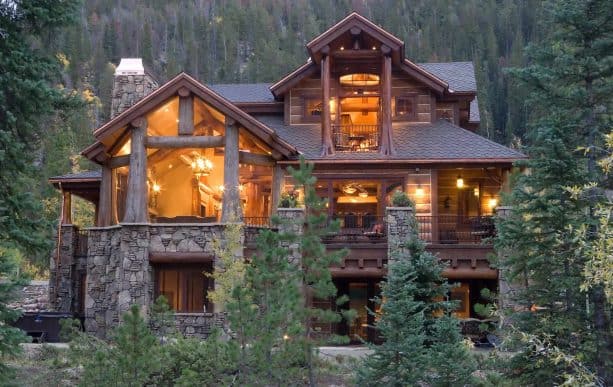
[{"x1": 390, "y1": 190, "x2": 413, "y2": 207}]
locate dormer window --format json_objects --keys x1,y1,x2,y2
[
  {"x1": 339, "y1": 73, "x2": 380, "y2": 87},
  {"x1": 303, "y1": 97, "x2": 322, "y2": 122},
  {"x1": 394, "y1": 95, "x2": 417, "y2": 121}
]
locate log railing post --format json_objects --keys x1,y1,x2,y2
[
  {"x1": 321, "y1": 46, "x2": 334, "y2": 156},
  {"x1": 221, "y1": 117, "x2": 242, "y2": 222},
  {"x1": 61, "y1": 191, "x2": 72, "y2": 225},
  {"x1": 97, "y1": 166, "x2": 113, "y2": 226},
  {"x1": 380, "y1": 50, "x2": 394, "y2": 155},
  {"x1": 123, "y1": 117, "x2": 148, "y2": 223},
  {"x1": 271, "y1": 164, "x2": 284, "y2": 215}
]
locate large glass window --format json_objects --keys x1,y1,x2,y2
[{"x1": 154, "y1": 263, "x2": 212, "y2": 313}]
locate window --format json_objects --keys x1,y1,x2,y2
[
  {"x1": 450, "y1": 282, "x2": 470, "y2": 319},
  {"x1": 394, "y1": 95, "x2": 417, "y2": 120},
  {"x1": 154, "y1": 263, "x2": 213, "y2": 313},
  {"x1": 303, "y1": 97, "x2": 322, "y2": 122}
]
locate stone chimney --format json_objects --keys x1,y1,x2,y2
[{"x1": 110, "y1": 58, "x2": 159, "y2": 118}]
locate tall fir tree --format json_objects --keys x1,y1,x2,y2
[
  {"x1": 356, "y1": 195, "x2": 476, "y2": 386},
  {"x1": 287, "y1": 157, "x2": 352, "y2": 386},
  {"x1": 497, "y1": 0, "x2": 612, "y2": 384},
  {"x1": 0, "y1": 0, "x2": 81, "y2": 257}
]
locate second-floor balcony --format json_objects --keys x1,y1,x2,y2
[
  {"x1": 333, "y1": 124, "x2": 380, "y2": 152},
  {"x1": 243, "y1": 213, "x2": 496, "y2": 245}
]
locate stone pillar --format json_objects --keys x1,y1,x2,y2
[
  {"x1": 49, "y1": 225, "x2": 77, "y2": 312},
  {"x1": 276, "y1": 208, "x2": 305, "y2": 266},
  {"x1": 386, "y1": 207, "x2": 414, "y2": 259},
  {"x1": 117, "y1": 225, "x2": 152, "y2": 317}
]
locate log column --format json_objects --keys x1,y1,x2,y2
[
  {"x1": 123, "y1": 117, "x2": 148, "y2": 223},
  {"x1": 97, "y1": 166, "x2": 113, "y2": 226},
  {"x1": 221, "y1": 117, "x2": 242, "y2": 222},
  {"x1": 61, "y1": 191, "x2": 72, "y2": 225},
  {"x1": 271, "y1": 164, "x2": 284, "y2": 215},
  {"x1": 321, "y1": 45, "x2": 334, "y2": 156},
  {"x1": 178, "y1": 88, "x2": 194, "y2": 135},
  {"x1": 380, "y1": 47, "x2": 394, "y2": 155}
]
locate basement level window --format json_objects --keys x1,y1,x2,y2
[{"x1": 154, "y1": 263, "x2": 213, "y2": 313}]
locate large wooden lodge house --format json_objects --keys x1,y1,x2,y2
[{"x1": 49, "y1": 13, "x2": 524, "y2": 341}]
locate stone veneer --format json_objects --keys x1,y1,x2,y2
[
  {"x1": 49, "y1": 225, "x2": 77, "y2": 312},
  {"x1": 276, "y1": 208, "x2": 305, "y2": 266},
  {"x1": 385, "y1": 207, "x2": 414, "y2": 259},
  {"x1": 110, "y1": 73, "x2": 158, "y2": 118},
  {"x1": 84, "y1": 223, "x2": 235, "y2": 338}
]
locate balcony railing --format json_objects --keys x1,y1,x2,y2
[
  {"x1": 323, "y1": 214, "x2": 386, "y2": 243},
  {"x1": 332, "y1": 124, "x2": 380, "y2": 152},
  {"x1": 243, "y1": 217, "x2": 271, "y2": 227},
  {"x1": 321, "y1": 214, "x2": 494, "y2": 245},
  {"x1": 416, "y1": 215, "x2": 495, "y2": 244}
]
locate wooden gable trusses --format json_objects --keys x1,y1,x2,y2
[{"x1": 83, "y1": 73, "x2": 296, "y2": 226}]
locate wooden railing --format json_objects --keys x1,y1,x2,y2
[
  {"x1": 323, "y1": 215, "x2": 386, "y2": 243},
  {"x1": 243, "y1": 217, "x2": 271, "y2": 227},
  {"x1": 332, "y1": 124, "x2": 380, "y2": 151},
  {"x1": 416, "y1": 215, "x2": 495, "y2": 244}
]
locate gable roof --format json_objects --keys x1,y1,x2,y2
[
  {"x1": 83, "y1": 73, "x2": 297, "y2": 164},
  {"x1": 271, "y1": 12, "x2": 453, "y2": 98},
  {"x1": 255, "y1": 115, "x2": 524, "y2": 163},
  {"x1": 418, "y1": 62, "x2": 477, "y2": 92},
  {"x1": 306, "y1": 12, "x2": 404, "y2": 63}
]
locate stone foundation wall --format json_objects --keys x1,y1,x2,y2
[
  {"x1": 151, "y1": 313, "x2": 225, "y2": 339},
  {"x1": 9, "y1": 281, "x2": 49, "y2": 312},
  {"x1": 84, "y1": 223, "x2": 235, "y2": 338}
]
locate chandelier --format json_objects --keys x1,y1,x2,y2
[{"x1": 191, "y1": 154, "x2": 213, "y2": 178}]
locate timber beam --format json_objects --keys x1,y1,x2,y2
[
  {"x1": 238, "y1": 151, "x2": 275, "y2": 167},
  {"x1": 145, "y1": 135, "x2": 225, "y2": 149}
]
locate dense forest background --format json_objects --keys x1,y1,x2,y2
[{"x1": 35, "y1": 0, "x2": 544, "y2": 268}]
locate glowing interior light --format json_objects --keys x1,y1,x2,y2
[
  {"x1": 415, "y1": 186, "x2": 425, "y2": 197},
  {"x1": 152, "y1": 182, "x2": 161, "y2": 193},
  {"x1": 191, "y1": 155, "x2": 213, "y2": 177},
  {"x1": 359, "y1": 192, "x2": 368, "y2": 198},
  {"x1": 488, "y1": 198, "x2": 498, "y2": 208},
  {"x1": 456, "y1": 176, "x2": 464, "y2": 189},
  {"x1": 473, "y1": 187, "x2": 480, "y2": 197}
]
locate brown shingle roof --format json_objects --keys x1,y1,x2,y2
[{"x1": 255, "y1": 115, "x2": 524, "y2": 162}]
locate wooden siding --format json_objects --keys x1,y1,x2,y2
[
  {"x1": 391, "y1": 70, "x2": 432, "y2": 123},
  {"x1": 437, "y1": 168, "x2": 502, "y2": 217}
]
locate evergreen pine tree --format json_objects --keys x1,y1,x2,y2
[
  {"x1": 0, "y1": 0, "x2": 81, "y2": 257},
  {"x1": 287, "y1": 157, "x2": 351, "y2": 386},
  {"x1": 357, "y1": 195, "x2": 476, "y2": 386},
  {"x1": 0, "y1": 247, "x2": 29, "y2": 383},
  {"x1": 79, "y1": 305, "x2": 163, "y2": 387},
  {"x1": 497, "y1": 0, "x2": 612, "y2": 384}
]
